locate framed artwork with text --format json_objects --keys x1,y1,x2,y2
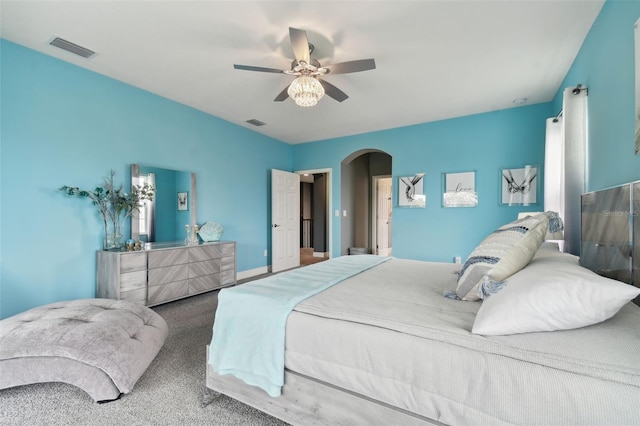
[{"x1": 443, "y1": 171, "x2": 477, "y2": 208}]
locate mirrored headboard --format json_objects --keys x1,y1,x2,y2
[
  {"x1": 580, "y1": 180, "x2": 640, "y2": 288},
  {"x1": 131, "y1": 164, "x2": 196, "y2": 243}
]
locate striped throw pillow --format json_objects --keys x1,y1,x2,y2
[{"x1": 455, "y1": 213, "x2": 549, "y2": 301}]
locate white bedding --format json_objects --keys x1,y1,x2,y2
[{"x1": 285, "y1": 258, "x2": 640, "y2": 425}]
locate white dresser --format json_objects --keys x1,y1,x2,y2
[{"x1": 96, "y1": 241, "x2": 236, "y2": 306}]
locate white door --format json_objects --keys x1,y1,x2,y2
[
  {"x1": 271, "y1": 169, "x2": 300, "y2": 272},
  {"x1": 376, "y1": 177, "x2": 392, "y2": 256}
]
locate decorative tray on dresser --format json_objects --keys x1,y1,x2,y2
[{"x1": 96, "y1": 241, "x2": 236, "y2": 306}]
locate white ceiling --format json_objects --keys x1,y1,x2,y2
[{"x1": 0, "y1": 1, "x2": 604, "y2": 144}]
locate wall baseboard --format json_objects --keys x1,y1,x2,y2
[{"x1": 237, "y1": 266, "x2": 270, "y2": 281}]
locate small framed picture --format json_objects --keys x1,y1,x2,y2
[
  {"x1": 443, "y1": 171, "x2": 477, "y2": 208},
  {"x1": 398, "y1": 173, "x2": 426, "y2": 208},
  {"x1": 177, "y1": 192, "x2": 188, "y2": 211},
  {"x1": 500, "y1": 165, "x2": 539, "y2": 206}
]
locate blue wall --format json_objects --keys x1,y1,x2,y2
[
  {"x1": 293, "y1": 0, "x2": 639, "y2": 261},
  {"x1": 1, "y1": 0, "x2": 637, "y2": 318},
  {"x1": 0, "y1": 39, "x2": 292, "y2": 318},
  {"x1": 552, "y1": 0, "x2": 640, "y2": 191},
  {"x1": 293, "y1": 104, "x2": 551, "y2": 262}
]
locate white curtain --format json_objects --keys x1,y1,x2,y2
[
  {"x1": 544, "y1": 117, "x2": 563, "y2": 212},
  {"x1": 563, "y1": 88, "x2": 587, "y2": 255},
  {"x1": 544, "y1": 88, "x2": 587, "y2": 255},
  {"x1": 544, "y1": 116, "x2": 564, "y2": 250}
]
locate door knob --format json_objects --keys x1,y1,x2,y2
[{"x1": 273, "y1": 224, "x2": 281, "y2": 228}]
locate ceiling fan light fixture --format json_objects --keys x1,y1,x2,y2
[{"x1": 287, "y1": 75, "x2": 324, "y2": 107}]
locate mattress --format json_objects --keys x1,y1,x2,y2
[{"x1": 285, "y1": 258, "x2": 640, "y2": 426}]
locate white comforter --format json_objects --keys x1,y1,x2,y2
[{"x1": 285, "y1": 258, "x2": 640, "y2": 426}]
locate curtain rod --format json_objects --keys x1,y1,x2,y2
[{"x1": 552, "y1": 83, "x2": 587, "y2": 122}]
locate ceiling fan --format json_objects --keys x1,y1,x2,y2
[{"x1": 234, "y1": 27, "x2": 376, "y2": 107}]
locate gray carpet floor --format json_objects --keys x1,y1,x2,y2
[{"x1": 0, "y1": 291, "x2": 288, "y2": 426}]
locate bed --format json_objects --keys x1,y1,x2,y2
[{"x1": 205, "y1": 212, "x2": 640, "y2": 425}]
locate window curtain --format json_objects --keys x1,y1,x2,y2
[
  {"x1": 544, "y1": 88, "x2": 587, "y2": 255},
  {"x1": 544, "y1": 116, "x2": 564, "y2": 250}
]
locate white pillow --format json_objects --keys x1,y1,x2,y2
[
  {"x1": 455, "y1": 214, "x2": 548, "y2": 301},
  {"x1": 472, "y1": 251, "x2": 640, "y2": 335}
]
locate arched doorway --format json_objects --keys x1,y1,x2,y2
[{"x1": 340, "y1": 149, "x2": 392, "y2": 256}]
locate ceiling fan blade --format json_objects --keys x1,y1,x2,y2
[
  {"x1": 289, "y1": 27, "x2": 310, "y2": 64},
  {"x1": 274, "y1": 85, "x2": 290, "y2": 102},
  {"x1": 319, "y1": 79, "x2": 349, "y2": 102},
  {"x1": 234, "y1": 64, "x2": 286, "y2": 74},
  {"x1": 321, "y1": 59, "x2": 376, "y2": 75}
]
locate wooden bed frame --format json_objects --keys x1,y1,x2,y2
[{"x1": 205, "y1": 346, "x2": 442, "y2": 426}]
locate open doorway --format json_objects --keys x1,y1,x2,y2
[
  {"x1": 297, "y1": 169, "x2": 332, "y2": 266},
  {"x1": 340, "y1": 150, "x2": 392, "y2": 256},
  {"x1": 372, "y1": 175, "x2": 392, "y2": 256}
]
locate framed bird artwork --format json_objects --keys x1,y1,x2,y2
[
  {"x1": 398, "y1": 173, "x2": 426, "y2": 208},
  {"x1": 500, "y1": 165, "x2": 539, "y2": 206}
]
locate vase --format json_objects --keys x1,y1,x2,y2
[
  {"x1": 184, "y1": 224, "x2": 191, "y2": 245},
  {"x1": 104, "y1": 233, "x2": 124, "y2": 251},
  {"x1": 104, "y1": 220, "x2": 125, "y2": 251}
]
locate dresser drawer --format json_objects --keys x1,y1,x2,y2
[
  {"x1": 147, "y1": 280, "x2": 188, "y2": 305},
  {"x1": 221, "y1": 243, "x2": 235, "y2": 257},
  {"x1": 120, "y1": 288, "x2": 147, "y2": 304},
  {"x1": 189, "y1": 259, "x2": 220, "y2": 278},
  {"x1": 190, "y1": 245, "x2": 220, "y2": 262},
  {"x1": 148, "y1": 248, "x2": 188, "y2": 269},
  {"x1": 119, "y1": 252, "x2": 147, "y2": 273},
  {"x1": 120, "y1": 270, "x2": 147, "y2": 292},
  {"x1": 221, "y1": 255, "x2": 235, "y2": 271},
  {"x1": 189, "y1": 275, "x2": 221, "y2": 294},
  {"x1": 221, "y1": 270, "x2": 236, "y2": 285},
  {"x1": 148, "y1": 264, "x2": 189, "y2": 287}
]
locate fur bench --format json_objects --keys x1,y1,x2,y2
[{"x1": 0, "y1": 299, "x2": 168, "y2": 402}]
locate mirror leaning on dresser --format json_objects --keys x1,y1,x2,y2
[{"x1": 130, "y1": 163, "x2": 197, "y2": 244}]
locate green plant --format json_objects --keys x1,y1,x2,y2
[{"x1": 60, "y1": 170, "x2": 154, "y2": 246}]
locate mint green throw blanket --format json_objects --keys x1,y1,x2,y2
[{"x1": 208, "y1": 255, "x2": 391, "y2": 397}]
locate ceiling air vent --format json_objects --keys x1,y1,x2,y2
[
  {"x1": 49, "y1": 37, "x2": 96, "y2": 58},
  {"x1": 246, "y1": 119, "x2": 266, "y2": 127}
]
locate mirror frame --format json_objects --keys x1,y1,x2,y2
[
  {"x1": 130, "y1": 163, "x2": 197, "y2": 242},
  {"x1": 635, "y1": 18, "x2": 639, "y2": 155}
]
